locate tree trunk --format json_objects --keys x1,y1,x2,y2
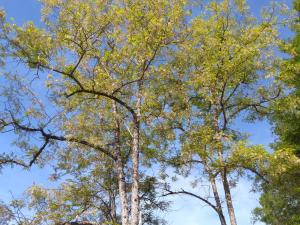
[
  {"x1": 113, "y1": 103, "x2": 129, "y2": 225},
  {"x1": 212, "y1": 111, "x2": 237, "y2": 225},
  {"x1": 205, "y1": 163, "x2": 227, "y2": 225},
  {"x1": 216, "y1": 145, "x2": 237, "y2": 225},
  {"x1": 221, "y1": 167, "x2": 237, "y2": 225},
  {"x1": 109, "y1": 190, "x2": 117, "y2": 222},
  {"x1": 217, "y1": 149, "x2": 237, "y2": 225},
  {"x1": 117, "y1": 157, "x2": 130, "y2": 225},
  {"x1": 131, "y1": 123, "x2": 140, "y2": 225},
  {"x1": 130, "y1": 86, "x2": 141, "y2": 225}
]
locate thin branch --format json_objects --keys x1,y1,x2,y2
[
  {"x1": 226, "y1": 88, "x2": 281, "y2": 119},
  {"x1": 241, "y1": 166, "x2": 269, "y2": 183},
  {"x1": 2, "y1": 117, "x2": 117, "y2": 163},
  {"x1": 111, "y1": 78, "x2": 143, "y2": 95},
  {"x1": 34, "y1": 61, "x2": 85, "y2": 90},
  {"x1": 0, "y1": 157, "x2": 27, "y2": 168},
  {"x1": 0, "y1": 138, "x2": 49, "y2": 168},
  {"x1": 28, "y1": 138, "x2": 49, "y2": 167},
  {"x1": 65, "y1": 89, "x2": 136, "y2": 119},
  {"x1": 162, "y1": 188, "x2": 219, "y2": 213}
]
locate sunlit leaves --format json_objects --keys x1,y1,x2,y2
[{"x1": 0, "y1": 0, "x2": 296, "y2": 224}]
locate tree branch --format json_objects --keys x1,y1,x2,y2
[
  {"x1": 65, "y1": 89, "x2": 136, "y2": 119},
  {"x1": 162, "y1": 188, "x2": 219, "y2": 213},
  {"x1": 1, "y1": 117, "x2": 117, "y2": 168}
]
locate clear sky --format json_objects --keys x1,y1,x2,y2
[{"x1": 0, "y1": 0, "x2": 294, "y2": 225}]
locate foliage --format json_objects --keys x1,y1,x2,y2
[
  {"x1": 0, "y1": 0, "x2": 187, "y2": 224},
  {"x1": 253, "y1": 1, "x2": 300, "y2": 224},
  {"x1": 154, "y1": 1, "x2": 284, "y2": 225},
  {"x1": 0, "y1": 1, "x2": 297, "y2": 225},
  {"x1": 270, "y1": 0, "x2": 300, "y2": 155},
  {"x1": 253, "y1": 149, "x2": 300, "y2": 225}
]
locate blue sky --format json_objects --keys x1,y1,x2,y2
[{"x1": 0, "y1": 0, "x2": 294, "y2": 225}]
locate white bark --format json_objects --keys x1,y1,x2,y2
[{"x1": 130, "y1": 83, "x2": 142, "y2": 225}]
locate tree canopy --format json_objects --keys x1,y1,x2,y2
[{"x1": 0, "y1": 1, "x2": 298, "y2": 225}]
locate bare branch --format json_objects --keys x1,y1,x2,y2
[{"x1": 162, "y1": 188, "x2": 219, "y2": 213}]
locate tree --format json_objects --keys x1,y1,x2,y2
[
  {"x1": 253, "y1": 1, "x2": 300, "y2": 224},
  {"x1": 155, "y1": 1, "x2": 283, "y2": 225},
  {"x1": 0, "y1": 1, "x2": 295, "y2": 225},
  {"x1": 253, "y1": 149, "x2": 300, "y2": 225},
  {"x1": 271, "y1": 0, "x2": 300, "y2": 156},
  {"x1": 0, "y1": 1, "x2": 186, "y2": 225}
]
